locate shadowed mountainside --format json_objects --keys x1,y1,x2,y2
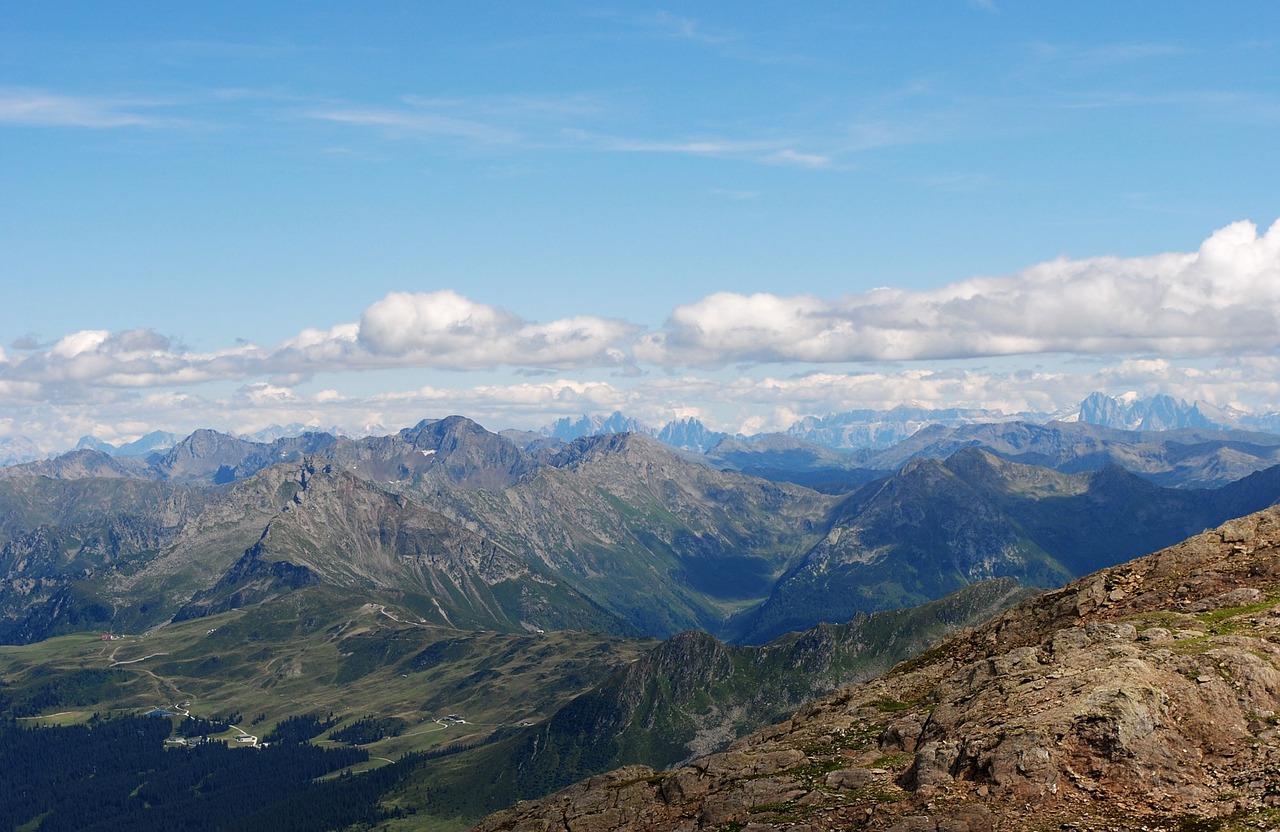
[
  {"x1": 475, "y1": 504, "x2": 1280, "y2": 832},
  {"x1": 735, "y1": 447, "x2": 1280, "y2": 643}
]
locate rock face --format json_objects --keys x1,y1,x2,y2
[
  {"x1": 1077, "y1": 391, "x2": 1220, "y2": 432},
  {"x1": 474, "y1": 506, "x2": 1280, "y2": 831}
]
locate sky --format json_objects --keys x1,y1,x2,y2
[{"x1": 3, "y1": 2, "x2": 1280, "y2": 449}]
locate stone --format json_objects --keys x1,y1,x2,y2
[{"x1": 825, "y1": 768, "x2": 875, "y2": 789}]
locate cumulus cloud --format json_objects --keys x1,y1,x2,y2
[
  {"x1": 637, "y1": 218, "x2": 1280, "y2": 366},
  {"x1": 0, "y1": 291, "x2": 635, "y2": 399},
  {"x1": 355, "y1": 291, "x2": 634, "y2": 369},
  {"x1": 9, "y1": 219, "x2": 1280, "y2": 449}
]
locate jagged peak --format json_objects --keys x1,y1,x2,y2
[{"x1": 546, "y1": 431, "x2": 694, "y2": 472}]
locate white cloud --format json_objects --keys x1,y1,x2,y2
[
  {"x1": 0, "y1": 291, "x2": 635, "y2": 398},
  {"x1": 12, "y1": 356, "x2": 1280, "y2": 454},
  {"x1": 0, "y1": 89, "x2": 171, "y2": 128},
  {"x1": 305, "y1": 106, "x2": 516, "y2": 144},
  {"x1": 767, "y1": 149, "x2": 830, "y2": 167},
  {"x1": 51, "y1": 330, "x2": 112, "y2": 358},
  {"x1": 9, "y1": 220, "x2": 1280, "y2": 449},
  {"x1": 638, "y1": 218, "x2": 1280, "y2": 366},
  {"x1": 576, "y1": 132, "x2": 779, "y2": 156},
  {"x1": 356, "y1": 291, "x2": 635, "y2": 369},
  {"x1": 567, "y1": 129, "x2": 836, "y2": 168},
  {"x1": 304, "y1": 94, "x2": 607, "y2": 148}
]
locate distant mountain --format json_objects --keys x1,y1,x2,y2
[
  {"x1": 733, "y1": 446, "x2": 1280, "y2": 643},
  {"x1": 787, "y1": 396, "x2": 1280, "y2": 452},
  {"x1": 238, "y1": 422, "x2": 347, "y2": 443},
  {"x1": 0, "y1": 436, "x2": 43, "y2": 466},
  {"x1": 5, "y1": 416, "x2": 540, "y2": 490},
  {"x1": 0, "y1": 447, "x2": 634, "y2": 643},
  {"x1": 0, "y1": 421, "x2": 835, "y2": 642},
  {"x1": 1076, "y1": 391, "x2": 1222, "y2": 431},
  {"x1": 53, "y1": 424, "x2": 347, "y2": 462},
  {"x1": 538, "y1": 397, "x2": 1280, "y2": 465},
  {"x1": 705, "y1": 433, "x2": 882, "y2": 493},
  {"x1": 656, "y1": 417, "x2": 728, "y2": 453},
  {"x1": 2, "y1": 448, "x2": 156, "y2": 480},
  {"x1": 154, "y1": 429, "x2": 337, "y2": 484},
  {"x1": 172, "y1": 460, "x2": 628, "y2": 635},
  {"x1": 540, "y1": 412, "x2": 730, "y2": 454},
  {"x1": 542, "y1": 412, "x2": 655, "y2": 441},
  {"x1": 785, "y1": 403, "x2": 1050, "y2": 450},
  {"x1": 11, "y1": 414, "x2": 1280, "y2": 645},
  {"x1": 702, "y1": 418, "x2": 1280, "y2": 492},
  {"x1": 1074, "y1": 390, "x2": 1280, "y2": 435},
  {"x1": 73, "y1": 435, "x2": 115, "y2": 455},
  {"x1": 498, "y1": 428, "x2": 561, "y2": 451},
  {"x1": 119, "y1": 430, "x2": 180, "y2": 456},
  {"x1": 419, "y1": 431, "x2": 835, "y2": 637},
  {"x1": 74, "y1": 430, "x2": 179, "y2": 457},
  {"x1": 854, "y1": 419, "x2": 1280, "y2": 489}
]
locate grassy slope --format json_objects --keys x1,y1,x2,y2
[
  {"x1": 0, "y1": 587, "x2": 654, "y2": 761},
  {"x1": 383, "y1": 579, "x2": 1033, "y2": 830}
]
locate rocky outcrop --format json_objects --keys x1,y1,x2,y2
[{"x1": 474, "y1": 506, "x2": 1280, "y2": 831}]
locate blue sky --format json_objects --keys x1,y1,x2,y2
[{"x1": 3, "y1": 2, "x2": 1280, "y2": 448}]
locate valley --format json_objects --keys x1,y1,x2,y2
[
  {"x1": 4, "y1": 410, "x2": 1280, "y2": 830},
  {"x1": 476, "y1": 504, "x2": 1280, "y2": 832}
]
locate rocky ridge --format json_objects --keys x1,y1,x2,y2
[{"x1": 474, "y1": 505, "x2": 1280, "y2": 832}]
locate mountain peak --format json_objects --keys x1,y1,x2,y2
[
  {"x1": 1077, "y1": 391, "x2": 1222, "y2": 432},
  {"x1": 550, "y1": 430, "x2": 663, "y2": 468},
  {"x1": 541, "y1": 412, "x2": 655, "y2": 442}
]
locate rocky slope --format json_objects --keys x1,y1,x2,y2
[
  {"x1": 413, "y1": 580, "x2": 1032, "y2": 824},
  {"x1": 171, "y1": 459, "x2": 628, "y2": 634},
  {"x1": 407, "y1": 432, "x2": 836, "y2": 637},
  {"x1": 474, "y1": 505, "x2": 1280, "y2": 832}
]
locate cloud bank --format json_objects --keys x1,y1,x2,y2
[
  {"x1": 5, "y1": 219, "x2": 1280, "y2": 447},
  {"x1": 0, "y1": 290, "x2": 634, "y2": 400},
  {"x1": 636, "y1": 218, "x2": 1280, "y2": 365}
]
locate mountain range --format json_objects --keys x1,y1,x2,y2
[
  {"x1": 8, "y1": 414, "x2": 1280, "y2": 649},
  {"x1": 11, "y1": 391, "x2": 1280, "y2": 466},
  {"x1": 6, "y1": 408, "x2": 1280, "y2": 830}
]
